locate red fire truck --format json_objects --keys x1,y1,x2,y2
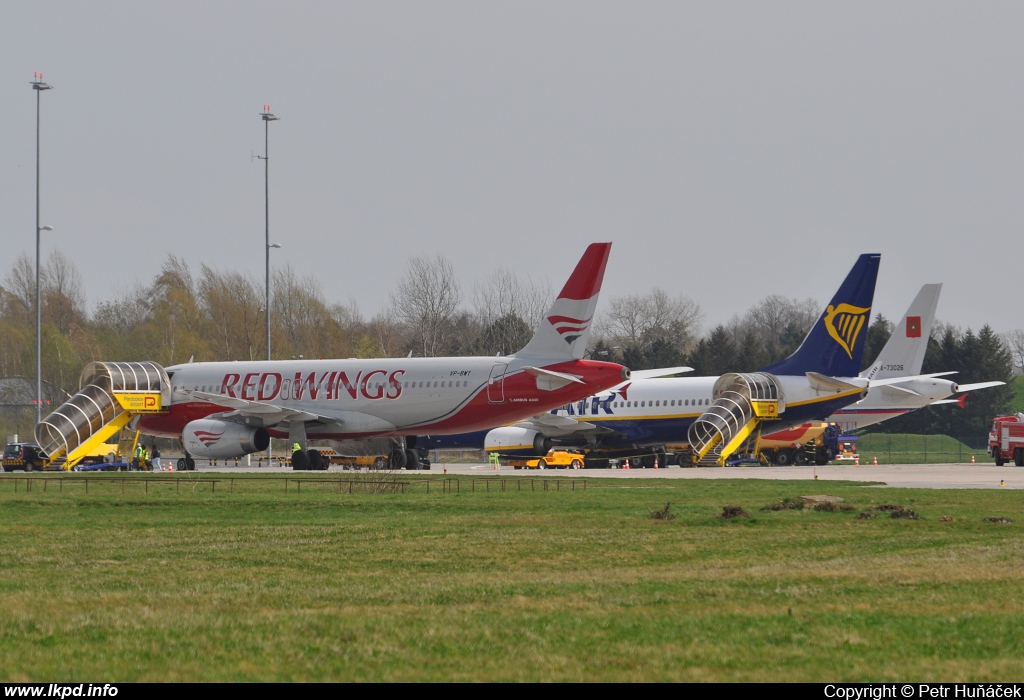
[{"x1": 989, "y1": 413, "x2": 1024, "y2": 466}]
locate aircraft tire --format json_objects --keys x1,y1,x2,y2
[
  {"x1": 405, "y1": 449, "x2": 420, "y2": 470},
  {"x1": 308, "y1": 449, "x2": 326, "y2": 471},
  {"x1": 389, "y1": 448, "x2": 407, "y2": 470},
  {"x1": 185, "y1": 457, "x2": 196, "y2": 471},
  {"x1": 177, "y1": 459, "x2": 186, "y2": 471},
  {"x1": 641, "y1": 455, "x2": 655, "y2": 469},
  {"x1": 292, "y1": 450, "x2": 309, "y2": 471}
]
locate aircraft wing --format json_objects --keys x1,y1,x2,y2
[{"x1": 189, "y1": 391, "x2": 397, "y2": 433}]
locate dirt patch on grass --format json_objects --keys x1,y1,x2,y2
[
  {"x1": 871, "y1": 504, "x2": 904, "y2": 512},
  {"x1": 721, "y1": 505, "x2": 750, "y2": 519},
  {"x1": 890, "y1": 509, "x2": 919, "y2": 520},
  {"x1": 760, "y1": 497, "x2": 803, "y2": 511},
  {"x1": 983, "y1": 517, "x2": 1012, "y2": 524},
  {"x1": 649, "y1": 502, "x2": 675, "y2": 521}
]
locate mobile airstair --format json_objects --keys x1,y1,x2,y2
[
  {"x1": 34, "y1": 361, "x2": 170, "y2": 471},
  {"x1": 687, "y1": 372, "x2": 783, "y2": 467}
]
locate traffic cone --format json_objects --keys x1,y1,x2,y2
[
  {"x1": 623, "y1": 459, "x2": 630, "y2": 470},
  {"x1": 971, "y1": 455, "x2": 975, "y2": 464},
  {"x1": 654, "y1": 456, "x2": 659, "y2": 469},
  {"x1": 873, "y1": 456, "x2": 878, "y2": 466}
]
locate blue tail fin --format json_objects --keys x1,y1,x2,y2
[{"x1": 760, "y1": 254, "x2": 881, "y2": 378}]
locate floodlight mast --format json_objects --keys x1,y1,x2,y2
[
  {"x1": 32, "y1": 73, "x2": 53, "y2": 425},
  {"x1": 259, "y1": 106, "x2": 280, "y2": 462}
]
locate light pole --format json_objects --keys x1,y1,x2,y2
[
  {"x1": 259, "y1": 106, "x2": 279, "y2": 463},
  {"x1": 32, "y1": 73, "x2": 53, "y2": 424},
  {"x1": 258, "y1": 105, "x2": 279, "y2": 363}
]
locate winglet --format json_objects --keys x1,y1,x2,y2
[{"x1": 515, "y1": 243, "x2": 612, "y2": 360}]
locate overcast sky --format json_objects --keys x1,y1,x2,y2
[{"x1": 2, "y1": 1, "x2": 1021, "y2": 336}]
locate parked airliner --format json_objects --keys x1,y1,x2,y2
[
  {"x1": 137, "y1": 243, "x2": 628, "y2": 470},
  {"x1": 423, "y1": 254, "x2": 884, "y2": 464}
]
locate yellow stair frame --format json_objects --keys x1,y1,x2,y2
[
  {"x1": 695, "y1": 399, "x2": 779, "y2": 467},
  {"x1": 59, "y1": 412, "x2": 134, "y2": 471},
  {"x1": 54, "y1": 391, "x2": 162, "y2": 471}
]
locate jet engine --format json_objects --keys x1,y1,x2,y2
[
  {"x1": 182, "y1": 419, "x2": 270, "y2": 459},
  {"x1": 484, "y1": 426, "x2": 551, "y2": 457}
]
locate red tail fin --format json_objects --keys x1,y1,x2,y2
[{"x1": 557, "y1": 243, "x2": 611, "y2": 301}]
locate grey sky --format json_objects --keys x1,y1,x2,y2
[{"x1": 2, "y1": 1, "x2": 1021, "y2": 336}]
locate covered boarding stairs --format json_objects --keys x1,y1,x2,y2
[
  {"x1": 34, "y1": 361, "x2": 170, "y2": 470},
  {"x1": 687, "y1": 372, "x2": 783, "y2": 467}
]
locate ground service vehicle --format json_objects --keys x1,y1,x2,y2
[
  {"x1": 989, "y1": 413, "x2": 1024, "y2": 466},
  {"x1": 506, "y1": 449, "x2": 585, "y2": 469},
  {"x1": 3, "y1": 443, "x2": 47, "y2": 471},
  {"x1": 758, "y1": 423, "x2": 840, "y2": 466}
]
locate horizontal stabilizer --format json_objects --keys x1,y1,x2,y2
[
  {"x1": 868, "y1": 372, "x2": 957, "y2": 387},
  {"x1": 523, "y1": 366, "x2": 585, "y2": 391},
  {"x1": 806, "y1": 372, "x2": 865, "y2": 394},
  {"x1": 630, "y1": 366, "x2": 694, "y2": 380},
  {"x1": 955, "y1": 381, "x2": 1006, "y2": 392},
  {"x1": 880, "y1": 384, "x2": 922, "y2": 397}
]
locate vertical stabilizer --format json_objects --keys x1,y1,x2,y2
[
  {"x1": 515, "y1": 243, "x2": 612, "y2": 360},
  {"x1": 760, "y1": 254, "x2": 881, "y2": 378},
  {"x1": 860, "y1": 283, "x2": 941, "y2": 381}
]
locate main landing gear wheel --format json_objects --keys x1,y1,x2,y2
[
  {"x1": 405, "y1": 449, "x2": 421, "y2": 470},
  {"x1": 389, "y1": 448, "x2": 407, "y2": 470},
  {"x1": 307, "y1": 449, "x2": 326, "y2": 471},
  {"x1": 291, "y1": 450, "x2": 309, "y2": 471}
]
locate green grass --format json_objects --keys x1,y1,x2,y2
[
  {"x1": 1009, "y1": 376, "x2": 1024, "y2": 413},
  {"x1": 1, "y1": 473, "x2": 1023, "y2": 681},
  {"x1": 855, "y1": 433, "x2": 984, "y2": 463}
]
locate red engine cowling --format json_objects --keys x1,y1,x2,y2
[{"x1": 182, "y1": 419, "x2": 270, "y2": 459}]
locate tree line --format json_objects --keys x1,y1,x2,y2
[{"x1": 0, "y1": 252, "x2": 1017, "y2": 440}]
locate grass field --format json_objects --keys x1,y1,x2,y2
[
  {"x1": 855, "y1": 433, "x2": 985, "y2": 464},
  {"x1": 1, "y1": 473, "x2": 1022, "y2": 682}
]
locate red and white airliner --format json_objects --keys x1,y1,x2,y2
[{"x1": 138, "y1": 243, "x2": 628, "y2": 469}]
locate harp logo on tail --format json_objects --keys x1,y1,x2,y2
[
  {"x1": 547, "y1": 315, "x2": 591, "y2": 346},
  {"x1": 824, "y1": 303, "x2": 870, "y2": 360}
]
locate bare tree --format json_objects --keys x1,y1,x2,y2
[
  {"x1": 42, "y1": 250, "x2": 87, "y2": 337},
  {"x1": 472, "y1": 268, "x2": 551, "y2": 355},
  {"x1": 198, "y1": 265, "x2": 263, "y2": 361},
  {"x1": 389, "y1": 255, "x2": 462, "y2": 357},
  {"x1": 1003, "y1": 329, "x2": 1024, "y2": 375},
  {"x1": 599, "y1": 288, "x2": 704, "y2": 351}
]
